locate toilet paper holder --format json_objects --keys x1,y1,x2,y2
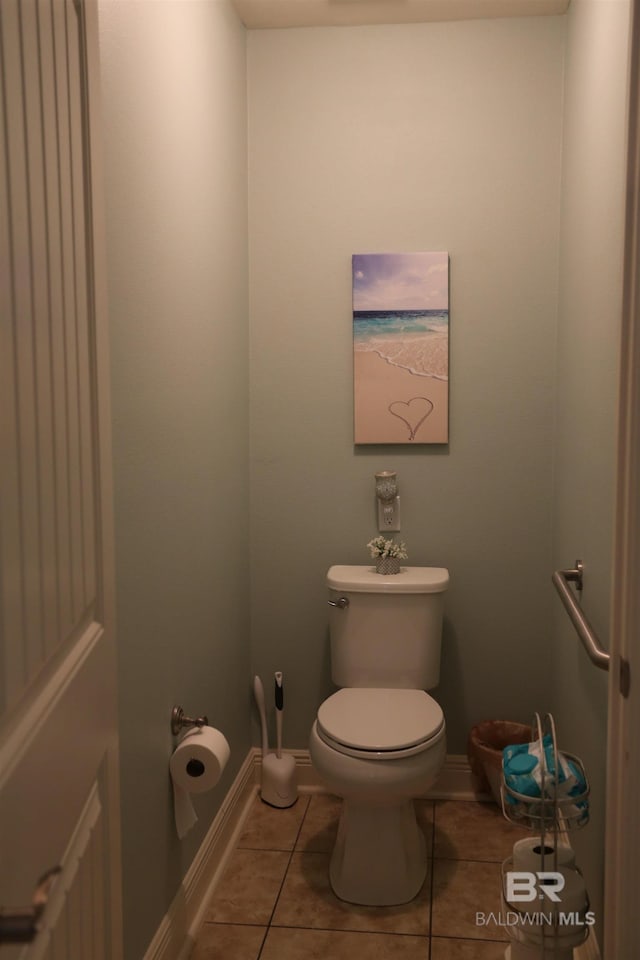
[{"x1": 171, "y1": 705, "x2": 209, "y2": 736}]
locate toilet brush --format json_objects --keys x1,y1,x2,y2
[
  {"x1": 253, "y1": 675, "x2": 269, "y2": 758},
  {"x1": 275, "y1": 671, "x2": 284, "y2": 758},
  {"x1": 253, "y1": 672, "x2": 297, "y2": 808}
]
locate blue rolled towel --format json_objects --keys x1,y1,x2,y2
[{"x1": 502, "y1": 735, "x2": 587, "y2": 808}]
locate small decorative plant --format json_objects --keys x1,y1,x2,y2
[{"x1": 366, "y1": 536, "x2": 408, "y2": 560}]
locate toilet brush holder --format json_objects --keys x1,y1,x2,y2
[
  {"x1": 262, "y1": 671, "x2": 298, "y2": 807},
  {"x1": 253, "y1": 673, "x2": 298, "y2": 808},
  {"x1": 261, "y1": 751, "x2": 298, "y2": 808}
]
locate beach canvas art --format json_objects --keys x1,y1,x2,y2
[{"x1": 353, "y1": 252, "x2": 449, "y2": 444}]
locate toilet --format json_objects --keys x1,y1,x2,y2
[{"x1": 309, "y1": 564, "x2": 449, "y2": 906}]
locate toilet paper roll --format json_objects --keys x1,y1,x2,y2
[
  {"x1": 170, "y1": 726, "x2": 230, "y2": 839},
  {"x1": 555, "y1": 866, "x2": 588, "y2": 916},
  {"x1": 512, "y1": 837, "x2": 576, "y2": 872}
]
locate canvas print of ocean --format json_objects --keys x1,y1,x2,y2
[{"x1": 353, "y1": 252, "x2": 449, "y2": 444}]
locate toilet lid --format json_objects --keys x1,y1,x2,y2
[{"x1": 317, "y1": 688, "x2": 444, "y2": 752}]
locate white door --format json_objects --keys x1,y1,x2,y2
[
  {"x1": 0, "y1": 1, "x2": 122, "y2": 957},
  {"x1": 604, "y1": 2, "x2": 640, "y2": 956}
]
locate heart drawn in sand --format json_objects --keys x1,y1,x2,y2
[{"x1": 388, "y1": 397, "x2": 434, "y2": 441}]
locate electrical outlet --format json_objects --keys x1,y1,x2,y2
[{"x1": 377, "y1": 496, "x2": 401, "y2": 532}]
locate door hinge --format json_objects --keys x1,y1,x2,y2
[{"x1": 620, "y1": 656, "x2": 631, "y2": 698}]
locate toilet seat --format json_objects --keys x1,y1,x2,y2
[{"x1": 316, "y1": 688, "x2": 445, "y2": 761}]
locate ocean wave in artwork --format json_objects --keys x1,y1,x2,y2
[{"x1": 353, "y1": 310, "x2": 449, "y2": 380}]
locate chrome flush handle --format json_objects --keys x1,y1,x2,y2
[{"x1": 328, "y1": 597, "x2": 349, "y2": 609}]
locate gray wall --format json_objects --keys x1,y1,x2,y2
[
  {"x1": 248, "y1": 17, "x2": 566, "y2": 752},
  {"x1": 551, "y1": 0, "x2": 630, "y2": 938},
  {"x1": 98, "y1": 3, "x2": 249, "y2": 958}
]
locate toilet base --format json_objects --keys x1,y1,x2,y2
[{"x1": 329, "y1": 798, "x2": 426, "y2": 906}]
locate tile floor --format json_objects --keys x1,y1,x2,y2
[{"x1": 192, "y1": 794, "x2": 532, "y2": 960}]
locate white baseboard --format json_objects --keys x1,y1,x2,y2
[
  {"x1": 143, "y1": 749, "x2": 257, "y2": 960},
  {"x1": 425, "y1": 752, "x2": 490, "y2": 800},
  {"x1": 250, "y1": 746, "x2": 320, "y2": 792},
  {"x1": 264, "y1": 748, "x2": 486, "y2": 801}
]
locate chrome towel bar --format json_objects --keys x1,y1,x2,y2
[{"x1": 552, "y1": 560, "x2": 611, "y2": 672}]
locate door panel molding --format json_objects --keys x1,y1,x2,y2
[
  {"x1": 0, "y1": 620, "x2": 103, "y2": 791},
  {"x1": 0, "y1": 1, "x2": 122, "y2": 954}
]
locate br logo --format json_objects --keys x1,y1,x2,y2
[{"x1": 506, "y1": 871, "x2": 565, "y2": 903}]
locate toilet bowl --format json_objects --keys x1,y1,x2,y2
[
  {"x1": 309, "y1": 687, "x2": 446, "y2": 905},
  {"x1": 311, "y1": 565, "x2": 449, "y2": 907}
]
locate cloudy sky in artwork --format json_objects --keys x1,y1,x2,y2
[{"x1": 353, "y1": 252, "x2": 449, "y2": 311}]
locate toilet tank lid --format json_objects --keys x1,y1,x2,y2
[{"x1": 327, "y1": 565, "x2": 449, "y2": 594}]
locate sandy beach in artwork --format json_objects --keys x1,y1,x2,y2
[
  {"x1": 354, "y1": 349, "x2": 449, "y2": 444},
  {"x1": 352, "y1": 251, "x2": 449, "y2": 443}
]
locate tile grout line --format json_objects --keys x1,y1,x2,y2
[
  {"x1": 255, "y1": 794, "x2": 312, "y2": 959},
  {"x1": 266, "y1": 921, "x2": 434, "y2": 939},
  {"x1": 432, "y1": 855, "x2": 516, "y2": 864},
  {"x1": 428, "y1": 801, "x2": 436, "y2": 960}
]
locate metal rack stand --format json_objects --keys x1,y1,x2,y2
[{"x1": 499, "y1": 713, "x2": 591, "y2": 959}]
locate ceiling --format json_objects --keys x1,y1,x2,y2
[{"x1": 233, "y1": 0, "x2": 570, "y2": 30}]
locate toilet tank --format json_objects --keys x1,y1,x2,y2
[{"x1": 327, "y1": 565, "x2": 449, "y2": 689}]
